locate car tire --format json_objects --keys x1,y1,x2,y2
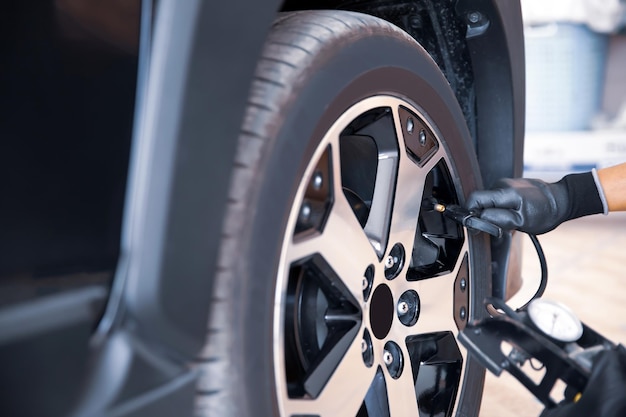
[{"x1": 195, "y1": 10, "x2": 491, "y2": 417}]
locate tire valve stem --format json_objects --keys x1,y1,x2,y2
[{"x1": 431, "y1": 201, "x2": 502, "y2": 239}]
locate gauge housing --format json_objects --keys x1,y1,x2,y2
[{"x1": 527, "y1": 299, "x2": 584, "y2": 343}]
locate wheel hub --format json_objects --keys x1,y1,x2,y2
[{"x1": 369, "y1": 284, "x2": 394, "y2": 339}]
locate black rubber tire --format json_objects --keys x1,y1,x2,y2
[{"x1": 195, "y1": 10, "x2": 491, "y2": 417}]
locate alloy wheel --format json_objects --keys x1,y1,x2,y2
[{"x1": 275, "y1": 95, "x2": 474, "y2": 417}]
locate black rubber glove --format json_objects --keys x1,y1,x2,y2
[
  {"x1": 466, "y1": 172, "x2": 604, "y2": 235},
  {"x1": 540, "y1": 346, "x2": 626, "y2": 417}
]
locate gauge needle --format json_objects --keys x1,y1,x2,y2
[{"x1": 550, "y1": 313, "x2": 557, "y2": 334}]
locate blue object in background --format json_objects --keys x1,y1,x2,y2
[{"x1": 525, "y1": 23, "x2": 609, "y2": 131}]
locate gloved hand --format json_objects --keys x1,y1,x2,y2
[
  {"x1": 466, "y1": 172, "x2": 605, "y2": 235},
  {"x1": 540, "y1": 346, "x2": 626, "y2": 417}
]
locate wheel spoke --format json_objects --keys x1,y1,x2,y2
[
  {"x1": 403, "y1": 246, "x2": 469, "y2": 336},
  {"x1": 315, "y1": 342, "x2": 378, "y2": 412},
  {"x1": 302, "y1": 315, "x2": 361, "y2": 398},
  {"x1": 283, "y1": 337, "x2": 377, "y2": 416},
  {"x1": 363, "y1": 154, "x2": 398, "y2": 257},
  {"x1": 287, "y1": 193, "x2": 379, "y2": 299},
  {"x1": 413, "y1": 273, "x2": 456, "y2": 334},
  {"x1": 338, "y1": 107, "x2": 401, "y2": 259},
  {"x1": 418, "y1": 146, "x2": 446, "y2": 177},
  {"x1": 386, "y1": 153, "x2": 427, "y2": 251},
  {"x1": 386, "y1": 361, "x2": 420, "y2": 417}
]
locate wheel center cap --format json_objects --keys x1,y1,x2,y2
[{"x1": 369, "y1": 284, "x2": 394, "y2": 339}]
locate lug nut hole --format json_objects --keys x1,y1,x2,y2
[
  {"x1": 383, "y1": 341, "x2": 403, "y2": 379},
  {"x1": 384, "y1": 243, "x2": 405, "y2": 280},
  {"x1": 361, "y1": 329, "x2": 374, "y2": 367},
  {"x1": 397, "y1": 290, "x2": 420, "y2": 326},
  {"x1": 362, "y1": 264, "x2": 375, "y2": 301}
]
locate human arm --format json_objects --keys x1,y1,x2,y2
[
  {"x1": 597, "y1": 162, "x2": 626, "y2": 211},
  {"x1": 466, "y1": 162, "x2": 626, "y2": 234}
]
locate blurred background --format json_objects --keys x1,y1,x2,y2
[
  {"x1": 481, "y1": 1, "x2": 626, "y2": 415},
  {"x1": 521, "y1": 0, "x2": 626, "y2": 181}
]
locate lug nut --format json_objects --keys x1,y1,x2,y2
[
  {"x1": 397, "y1": 290, "x2": 420, "y2": 326},
  {"x1": 419, "y1": 129, "x2": 427, "y2": 146},
  {"x1": 384, "y1": 244, "x2": 405, "y2": 280},
  {"x1": 299, "y1": 202, "x2": 311, "y2": 222},
  {"x1": 407, "y1": 117, "x2": 415, "y2": 134},
  {"x1": 397, "y1": 301, "x2": 409, "y2": 315},
  {"x1": 362, "y1": 265, "x2": 375, "y2": 301},
  {"x1": 361, "y1": 329, "x2": 374, "y2": 367},
  {"x1": 312, "y1": 171, "x2": 323, "y2": 190},
  {"x1": 409, "y1": 15, "x2": 422, "y2": 29},
  {"x1": 383, "y1": 350, "x2": 394, "y2": 365},
  {"x1": 468, "y1": 11, "x2": 482, "y2": 24},
  {"x1": 383, "y1": 341, "x2": 403, "y2": 379}
]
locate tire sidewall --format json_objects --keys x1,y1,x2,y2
[{"x1": 235, "y1": 26, "x2": 489, "y2": 417}]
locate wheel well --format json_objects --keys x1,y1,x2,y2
[{"x1": 280, "y1": 0, "x2": 476, "y2": 143}]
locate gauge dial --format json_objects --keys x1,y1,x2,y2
[{"x1": 527, "y1": 299, "x2": 583, "y2": 342}]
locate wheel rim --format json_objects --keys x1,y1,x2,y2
[{"x1": 275, "y1": 95, "x2": 475, "y2": 417}]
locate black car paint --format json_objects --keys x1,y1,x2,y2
[{"x1": 0, "y1": 0, "x2": 524, "y2": 415}]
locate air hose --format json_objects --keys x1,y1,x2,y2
[{"x1": 432, "y1": 200, "x2": 548, "y2": 311}]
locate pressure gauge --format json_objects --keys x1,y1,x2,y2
[{"x1": 527, "y1": 299, "x2": 583, "y2": 342}]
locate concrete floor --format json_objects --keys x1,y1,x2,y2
[{"x1": 479, "y1": 211, "x2": 626, "y2": 416}]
